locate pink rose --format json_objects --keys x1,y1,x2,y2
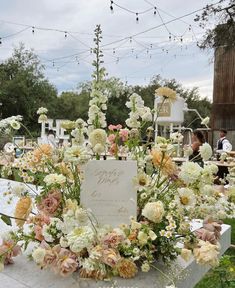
[
  {"x1": 102, "y1": 232, "x2": 124, "y2": 248},
  {"x1": 37, "y1": 190, "x2": 62, "y2": 216},
  {"x1": 119, "y1": 129, "x2": 129, "y2": 142}
]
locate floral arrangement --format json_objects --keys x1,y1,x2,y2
[
  {"x1": 0, "y1": 25, "x2": 234, "y2": 287},
  {"x1": 0, "y1": 97, "x2": 234, "y2": 284}
]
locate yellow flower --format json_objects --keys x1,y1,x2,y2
[
  {"x1": 155, "y1": 86, "x2": 176, "y2": 101},
  {"x1": 14, "y1": 197, "x2": 32, "y2": 227},
  {"x1": 117, "y1": 258, "x2": 138, "y2": 278}
]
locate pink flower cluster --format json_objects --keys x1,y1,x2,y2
[
  {"x1": 0, "y1": 239, "x2": 21, "y2": 264},
  {"x1": 40, "y1": 242, "x2": 78, "y2": 277}
]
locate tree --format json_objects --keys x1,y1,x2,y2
[
  {"x1": 0, "y1": 44, "x2": 57, "y2": 133},
  {"x1": 195, "y1": 0, "x2": 235, "y2": 49}
]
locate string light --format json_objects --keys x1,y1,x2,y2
[
  {"x1": 169, "y1": 33, "x2": 172, "y2": 41},
  {"x1": 113, "y1": 48, "x2": 116, "y2": 54},
  {"x1": 110, "y1": 0, "x2": 114, "y2": 13},
  {"x1": 154, "y1": 7, "x2": 157, "y2": 16},
  {"x1": 32, "y1": 26, "x2": 35, "y2": 34},
  {"x1": 136, "y1": 13, "x2": 139, "y2": 23},
  {"x1": 64, "y1": 31, "x2": 68, "y2": 38},
  {"x1": 0, "y1": 38, "x2": 2, "y2": 45},
  {"x1": 129, "y1": 37, "x2": 132, "y2": 43}
]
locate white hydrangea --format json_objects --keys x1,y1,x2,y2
[
  {"x1": 199, "y1": 143, "x2": 213, "y2": 161},
  {"x1": 67, "y1": 226, "x2": 95, "y2": 253},
  {"x1": 179, "y1": 162, "x2": 202, "y2": 185}
]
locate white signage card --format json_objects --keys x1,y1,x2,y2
[{"x1": 81, "y1": 160, "x2": 137, "y2": 227}]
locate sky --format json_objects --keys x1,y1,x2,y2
[{"x1": 0, "y1": 0, "x2": 217, "y2": 99}]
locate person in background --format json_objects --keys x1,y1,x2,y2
[
  {"x1": 189, "y1": 130, "x2": 205, "y2": 167},
  {"x1": 216, "y1": 129, "x2": 232, "y2": 153},
  {"x1": 42, "y1": 129, "x2": 57, "y2": 148}
]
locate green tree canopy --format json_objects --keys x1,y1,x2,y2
[{"x1": 0, "y1": 44, "x2": 57, "y2": 132}]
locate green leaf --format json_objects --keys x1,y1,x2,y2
[{"x1": 1, "y1": 214, "x2": 12, "y2": 226}]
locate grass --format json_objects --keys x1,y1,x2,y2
[{"x1": 195, "y1": 219, "x2": 235, "y2": 288}]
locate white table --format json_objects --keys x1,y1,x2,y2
[{"x1": 0, "y1": 179, "x2": 232, "y2": 288}]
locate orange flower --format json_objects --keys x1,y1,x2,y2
[
  {"x1": 117, "y1": 258, "x2": 138, "y2": 278},
  {"x1": 33, "y1": 144, "x2": 52, "y2": 163},
  {"x1": 151, "y1": 149, "x2": 177, "y2": 176},
  {"x1": 14, "y1": 197, "x2": 32, "y2": 227}
]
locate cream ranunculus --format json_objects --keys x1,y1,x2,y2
[
  {"x1": 199, "y1": 143, "x2": 213, "y2": 161},
  {"x1": 142, "y1": 201, "x2": 165, "y2": 223}
]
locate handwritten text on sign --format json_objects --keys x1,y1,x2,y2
[{"x1": 81, "y1": 160, "x2": 137, "y2": 227}]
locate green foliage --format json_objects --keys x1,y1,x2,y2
[
  {"x1": 0, "y1": 44, "x2": 58, "y2": 133},
  {"x1": 0, "y1": 213, "x2": 12, "y2": 226},
  {"x1": 195, "y1": 1, "x2": 235, "y2": 49}
]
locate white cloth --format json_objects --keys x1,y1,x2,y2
[
  {"x1": 40, "y1": 135, "x2": 57, "y2": 148},
  {"x1": 216, "y1": 137, "x2": 232, "y2": 153}
]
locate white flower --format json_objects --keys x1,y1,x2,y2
[
  {"x1": 93, "y1": 143, "x2": 105, "y2": 154},
  {"x1": 204, "y1": 163, "x2": 218, "y2": 175},
  {"x1": 32, "y1": 247, "x2": 46, "y2": 264},
  {"x1": 75, "y1": 208, "x2": 89, "y2": 225},
  {"x1": 11, "y1": 183, "x2": 26, "y2": 197},
  {"x1": 131, "y1": 220, "x2": 141, "y2": 230},
  {"x1": 67, "y1": 226, "x2": 95, "y2": 253},
  {"x1": 175, "y1": 188, "x2": 196, "y2": 210},
  {"x1": 141, "y1": 262, "x2": 150, "y2": 272},
  {"x1": 181, "y1": 248, "x2": 192, "y2": 262},
  {"x1": 37, "y1": 107, "x2": 48, "y2": 115},
  {"x1": 43, "y1": 173, "x2": 66, "y2": 186},
  {"x1": 10, "y1": 120, "x2": 21, "y2": 130},
  {"x1": 89, "y1": 129, "x2": 107, "y2": 147},
  {"x1": 137, "y1": 231, "x2": 148, "y2": 245},
  {"x1": 199, "y1": 143, "x2": 212, "y2": 161},
  {"x1": 38, "y1": 114, "x2": 48, "y2": 123},
  {"x1": 64, "y1": 146, "x2": 89, "y2": 164},
  {"x1": 170, "y1": 132, "x2": 184, "y2": 143},
  {"x1": 60, "y1": 236, "x2": 69, "y2": 248},
  {"x1": 179, "y1": 162, "x2": 202, "y2": 185},
  {"x1": 148, "y1": 230, "x2": 157, "y2": 241},
  {"x1": 201, "y1": 117, "x2": 210, "y2": 126},
  {"x1": 142, "y1": 201, "x2": 165, "y2": 223}
]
